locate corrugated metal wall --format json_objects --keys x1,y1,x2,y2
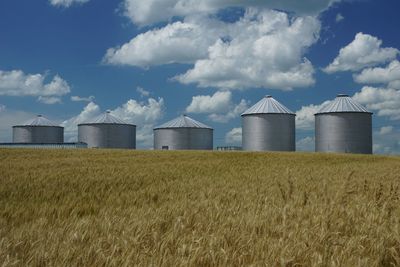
[
  {"x1": 315, "y1": 113, "x2": 372, "y2": 154},
  {"x1": 154, "y1": 128, "x2": 213, "y2": 150},
  {"x1": 13, "y1": 126, "x2": 64, "y2": 144},
  {"x1": 78, "y1": 124, "x2": 136, "y2": 149},
  {"x1": 242, "y1": 114, "x2": 295, "y2": 151}
]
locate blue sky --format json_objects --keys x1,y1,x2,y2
[{"x1": 1, "y1": 0, "x2": 400, "y2": 153}]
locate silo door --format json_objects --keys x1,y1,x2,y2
[{"x1": 162, "y1": 146, "x2": 169, "y2": 150}]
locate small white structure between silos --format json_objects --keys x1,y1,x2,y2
[
  {"x1": 13, "y1": 115, "x2": 64, "y2": 144},
  {"x1": 241, "y1": 95, "x2": 296, "y2": 151},
  {"x1": 315, "y1": 94, "x2": 372, "y2": 154},
  {"x1": 153, "y1": 115, "x2": 213, "y2": 150},
  {"x1": 78, "y1": 111, "x2": 136, "y2": 149}
]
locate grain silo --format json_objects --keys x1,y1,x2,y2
[
  {"x1": 241, "y1": 95, "x2": 295, "y2": 151},
  {"x1": 78, "y1": 111, "x2": 136, "y2": 149},
  {"x1": 315, "y1": 94, "x2": 372, "y2": 154},
  {"x1": 13, "y1": 115, "x2": 64, "y2": 143},
  {"x1": 154, "y1": 115, "x2": 213, "y2": 150}
]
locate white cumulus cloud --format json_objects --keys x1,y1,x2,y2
[
  {"x1": 324, "y1": 33, "x2": 399, "y2": 73},
  {"x1": 0, "y1": 70, "x2": 70, "y2": 104},
  {"x1": 335, "y1": 13, "x2": 344, "y2": 22},
  {"x1": 379, "y1": 126, "x2": 394, "y2": 135},
  {"x1": 112, "y1": 98, "x2": 164, "y2": 126},
  {"x1": 136, "y1": 87, "x2": 150, "y2": 97},
  {"x1": 373, "y1": 126, "x2": 400, "y2": 154},
  {"x1": 388, "y1": 80, "x2": 400, "y2": 90},
  {"x1": 353, "y1": 60, "x2": 400, "y2": 86},
  {"x1": 0, "y1": 106, "x2": 36, "y2": 142},
  {"x1": 38, "y1": 96, "x2": 62, "y2": 104},
  {"x1": 225, "y1": 127, "x2": 242, "y2": 145},
  {"x1": 353, "y1": 86, "x2": 400, "y2": 120},
  {"x1": 208, "y1": 99, "x2": 248, "y2": 123},
  {"x1": 105, "y1": 9, "x2": 320, "y2": 90},
  {"x1": 186, "y1": 91, "x2": 248, "y2": 123},
  {"x1": 176, "y1": 10, "x2": 320, "y2": 90},
  {"x1": 123, "y1": 0, "x2": 340, "y2": 26},
  {"x1": 49, "y1": 0, "x2": 90, "y2": 7},
  {"x1": 186, "y1": 91, "x2": 232, "y2": 114},
  {"x1": 71, "y1": 95, "x2": 95, "y2": 102},
  {"x1": 104, "y1": 17, "x2": 225, "y2": 67},
  {"x1": 296, "y1": 100, "x2": 331, "y2": 130}
]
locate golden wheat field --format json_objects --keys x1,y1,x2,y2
[{"x1": 1, "y1": 149, "x2": 400, "y2": 266}]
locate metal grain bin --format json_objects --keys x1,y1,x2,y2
[
  {"x1": 78, "y1": 111, "x2": 136, "y2": 149},
  {"x1": 13, "y1": 115, "x2": 64, "y2": 144},
  {"x1": 241, "y1": 96, "x2": 295, "y2": 151},
  {"x1": 154, "y1": 115, "x2": 213, "y2": 150},
  {"x1": 315, "y1": 94, "x2": 372, "y2": 154}
]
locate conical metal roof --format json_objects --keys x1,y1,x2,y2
[
  {"x1": 315, "y1": 94, "x2": 372, "y2": 115},
  {"x1": 79, "y1": 111, "x2": 133, "y2": 125},
  {"x1": 241, "y1": 95, "x2": 295, "y2": 116},
  {"x1": 154, "y1": 115, "x2": 212, "y2": 129},
  {"x1": 15, "y1": 115, "x2": 62, "y2": 127}
]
